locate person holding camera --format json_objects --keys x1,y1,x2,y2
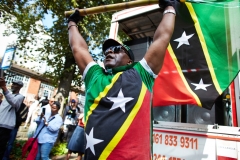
[
  {"x1": 34, "y1": 101, "x2": 63, "y2": 160},
  {"x1": 0, "y1": 79, "x2": 24, "y2": 159}
]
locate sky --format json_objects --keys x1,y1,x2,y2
[
  {"x1": 0, "y1": 24, "x2": 17, "y2": 58},
  {"x1": 42, "y1": 12, "x2": 56, "y2": 28},
  {"x1": 0, "y1": 17, "x2": 51, "y2": 73},
  {"x1": 0, "y1": 12, "x2": 54, "y2": 56},
  {"x1": 0, "y1": 11, "x2": 103, "y2": 72}
]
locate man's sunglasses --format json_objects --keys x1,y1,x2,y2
[{"x1": 104, "y1": 46, "x2": 126, "y2": 56}]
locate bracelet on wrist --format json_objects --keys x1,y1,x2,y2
[
  {"x1": 163, "y1": 9, "x2": 176, "y2": 16},
  {"x1": 67, "y1": 25, "x2": 78, "y2": 31}
]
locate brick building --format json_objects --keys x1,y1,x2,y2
[
  {"x1": 2, "y1": 63, "x2": 55, "y2": 101},
  {"x1": 2, "y1": 63, "x2": 85, "y2": 109}
]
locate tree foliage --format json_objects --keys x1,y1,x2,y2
[{"x1": 0, "y1": 0, "x2": 130, "y2": 99}]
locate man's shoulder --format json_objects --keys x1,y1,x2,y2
[
  {"x1": 85, "y1": 63, "x2": 103, "y2": 76},
  {"x1": 20, "y1": 94, "x2": 25, "y2": 100},
  {"x1": 15, "y1": 93, "x2": 25, "y2": 99},
  {"x1": 83, "y1": 62, "x2": 99, "y2": 78}
]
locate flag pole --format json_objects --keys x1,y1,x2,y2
[
  {"x1": 64, "y1": 0, "x2": 235, "y2": 17},
  {"x1": 65, "y1": 0, "x2": 159, "y2": 17}
]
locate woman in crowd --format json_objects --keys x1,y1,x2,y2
[
  {"x1": 34, "y1": 101, "x2": 63, "y2": 160},
  {"x1": 65, "y1": 113, "x2": 85, "y2": 160},
  {"x1": 62, "y1": 99, "x2": 80, "y2": 142},
  {"x1": 27, "y1": 97, "x2": 49, "y2": 138}
]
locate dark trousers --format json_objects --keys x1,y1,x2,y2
[
  {"x1": 3, "y1": 127, "x2": 19, "y2": 160},
  {"x1": 0, "y1": 127, "x2": 12, "y2": 159}
]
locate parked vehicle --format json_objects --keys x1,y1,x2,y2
[{"x1": 109, "y1": 4, "x2": 240, "y2": 160}]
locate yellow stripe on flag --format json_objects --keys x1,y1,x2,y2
[
  {"x1": 99, "y1": 83, "x2": 147, "y2": 159},
  {"x1": 186, "y1": 2, "x2": 222, "y2": 95},
  {"x1": 85, "y1": 72, "x2": 123, "y2": 124},
  {"x1": 167, "y1": 44, "x2": 202, "y2": 107}
]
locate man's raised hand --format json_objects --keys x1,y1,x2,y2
[{"x1": 67, "y1": 9, "x2": 84, "y2": 24}]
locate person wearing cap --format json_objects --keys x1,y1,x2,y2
[
  {"x1": 0, "y1": 78, "x2": 25, "y2": 159},
  {"x1": 67, "y1": 0, "x2": 176, "y2": 159},
  {"x1": 34, "y1": 101, "x2": 63, "y2": 160},
  {"x1": 62, "y1": 99, "x2": 80, "y2": 142}
]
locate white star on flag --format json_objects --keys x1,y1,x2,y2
[
  {"x1": 107, "y1": 88, "x2": 133, "y2": 113},
  {"x1": 86, "y1": 128, "x2": 104, "y2": 155},
  {"x1": 174, "y1": 31, "x2": 194, "y2": 48},
  {"x1": 191, "y1": 78, "x2": 212, "y2": 91}
]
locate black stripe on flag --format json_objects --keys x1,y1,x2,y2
[
  {"x1": 170, "y1": 3, "x2": 220, "y2": 109},
  {"x1": 84, "y1": 68, "x2": 142, "y2": 159}
]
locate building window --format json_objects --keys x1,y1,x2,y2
[{"x1": 39, "y1": 83, "x2": 55, "y2": 99}]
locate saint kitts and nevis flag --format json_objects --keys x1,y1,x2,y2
[{"x1": 153, "y1": 0, "x2": 240, "y2": 110}]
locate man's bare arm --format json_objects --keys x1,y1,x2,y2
[
  {"x1": 144, "y1": 4, "x2": 176, "y2": 75},
  {"x1": 68, "y1": 10, "x2": 94, "y2": 75}
]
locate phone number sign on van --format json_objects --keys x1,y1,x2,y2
[{"x1": 153, "y1": 129, "x2": 216, "y2": 160}]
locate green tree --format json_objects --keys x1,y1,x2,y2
[{"x1": 0, "y1": 0, "x2": 130, "y2": 111}]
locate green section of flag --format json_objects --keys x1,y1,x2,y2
[
  {"x1": 187, "y1": 0, "x2": 234, "y2": 5},
  {"x1": 192, "y1": 1, "x2": 240, "y2": 91}
]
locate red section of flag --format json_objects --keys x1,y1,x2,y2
[
  {"x1": 107, "y1": 90, "x2": 151, "y2": 160},
  {"x1": 153, "y1": 51, "x2": 198, "y2": 107},
  {"x1": 217, "y1": 156, "x2": 237, "y2": 160},
  {"x1": 230, "y1": 82, "x2": 238, "y2": 127}
]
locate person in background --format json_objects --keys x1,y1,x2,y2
[
  {"x1": 65, "y1": 113, "x2": 85, "y2": 160},
  {"x1": 62, "y1": 99, "x2": 80, "y2": 142},
  {"x1": 27, "y1": 96, "x2": 50, "y2": 138},
  {"x1": 38, "y1": 96, "x2": 49, "y2": 108},
  {"x1": 34, "y1": 101, "x2": 63, "y2": 160},
  {"x1": 40, "y1": 97, "x2": 55, "y2": 116},
  {"x1": 0, "y1": 79, "x2": 24, "y2": 159},
  {"x1": 67, "y1": 0, "x2": 176, "y2": 158},
  {"x1": 24, "y1": 95, "x2": 40, "y2": 128}
]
